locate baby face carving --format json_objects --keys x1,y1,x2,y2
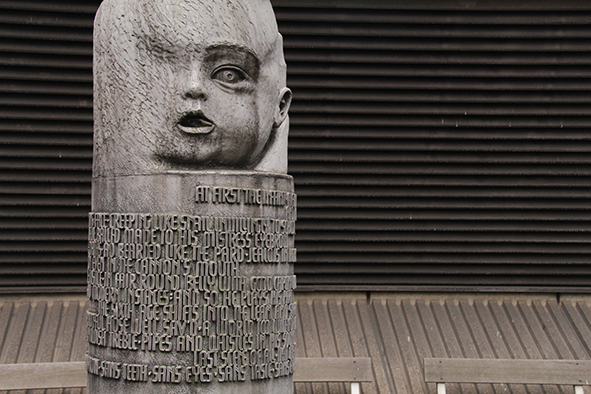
[{"x1": 93, "y1": 0, "x2": 291, "y2": 175}]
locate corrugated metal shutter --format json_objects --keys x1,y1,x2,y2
[
  {"x1": 1, "y1": 0, "x2": 590, "y2": 292},
  {"x1": 275, "y1": 4, "x2": 591, "y2": 291},
  {"x1": 0, "y1": 1, "x2": 98, "y2": 290}
]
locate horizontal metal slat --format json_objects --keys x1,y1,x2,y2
[
  {"x1": 0, "y1": 253, "x2": 85, "y2": 263},
  {"x1": 290, "y1": 163, "x2": 591, "y2": 176},
  {"x1": 0, "y1": 52, "x2": 91, "y2": 68},
  {"x1": 0, "y1": 107, "x2": 92, "y2": 121},
  {"x1": 0, "y1": 9, "x2": 94, "y2": 27},
  {"x1": 289, "y1": 152, "x2": 591, "y2": 165},
  {"x1": 295, "y1": 241, "x2": 591, "y2": 254},
  {"x1": 287, "y1": 75, "x2": 591, "y2": 91},
  {"x1": 0, "y1": 67, "x2": 91, "y2": 81},
  {"x1": 0, "y1": 120, "x2": 91, "y2": 133},
  {"x1": 0, "y1": 158, "x2": 91, "y2": 171},
  {"x1": 0, "y1": 1, "x2": 100, "y2": 13},
  {"x1": 0, "y1": 273, "x2": 86, "y2": 286},
  {"x1": 296, "y1": 219, "x2": 591, "y2": 232},
  {"x1": 287, "y1": 49, "x2": 591, "y2": 66},
  {"x1": 289, "y1": 138, "x2": 591, "y2": 152},
  {"x1": 288, "y1": 63, "x2": 591, "y2": 78},
  {"x1": 0, "y1": 39, "x2": 92, "y2": 55},
  {"x1": 0, "y1": 183, "x2": 90, "y2": 194},
  {"x1": 275, "y1": 9, "x2": 591, "y2": 25},
  {"x1": 0, "y1": 170, "x2": 91, "y2": 183},
  {"x1": 296, "y1": 230, "x2": 591, "y2": 243},
  {"x1": 295, "y1": 197, "x2": 591, "y2": 210},
  {"x1": 279, "y1": 22, "x2": 591, "y2": 39},
  {"x1": 294, "y1": 273, "x2": 591, "y2": 287},
  {"x1": 0, "y1": 230, "x2": 87, "y2": 242},
  {"x1": 289, "y1": 128, "x2": 591, "y2": 141},
  {"x1": 284, "y1": 36, "x2": 591, "y2": 52},
  {"x1": 0, "y1": 146, "x2": 92, "y2": 159},
  {"x1": 0, "y1": 263, "x2": 86, "y2": 275},
  {"x1": 295, "y1": 185, "x2": 591, "y2": 198},
  {"x1": 0, "y1": 218, "x2": 87, "y2": 229},
  {"x1": 0, "y1": 206, "x2": 90, "y2": 219},
  {"x1": 295, "y1": 208, "x2": 591, "y2": 221},
  {"x1": 290, "y1": 101, "x2": 591, "y2": 116},
  {"x1": 294, "y1": 252, "x2": 591, "y2": 264},
  {"x1": 0, "y1": 241, "x2": 86, "y2": 252},
  {"x1": 289, "y1": 113, "x2": 591, "y2": 128},
  {"x1": 300, "y1": 270, "x2": 591, "y2": 282},
  {"x1": 0, "y1": 24, "x2": 91, "y2": 41},
  {"x1": 0, "y1": 206, "x2": 89, "y2": 217},
  {"x1": 294, "y1": 174, "x2": 591, "y2": 187},
  {"x1": 0, "y1": 132, "x2": 92, "y2": 145},
  {"x1": 0, "y1": 81, "x2": 91, "y2": 95},
  {"x1": 0, "y1": 94, "x2": 92, "y2": 108},
  {"x1": 292, "y1": 88, "x2": 591, "y2": 103},
  {"x1": 296, "y1": 264, "x2": 591, "y2": 275},
  {"x1": 274, "y1": 0, "x2": 591, "y2": 11}
]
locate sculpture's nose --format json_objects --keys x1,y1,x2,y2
[{"x1": 181, "y1": 65, "x2": 206, "y2": 100}]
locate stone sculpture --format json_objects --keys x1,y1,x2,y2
[
  {"x1": 93, "y1": 0, "x2": 292, "y2": 176},
  {"x1": 88, "y1": 1, "x2": 296, "y2": 393}
]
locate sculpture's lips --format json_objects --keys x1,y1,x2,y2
[{"x1": 177, "y1": 111, "x2": 214, "y2": 134}]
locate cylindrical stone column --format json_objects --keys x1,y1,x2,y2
[{"x1": 88, "y1": 1, "x2": 295, "y2": 393}]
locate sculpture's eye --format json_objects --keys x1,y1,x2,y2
[{"x1": 212, "y1": 67, "x2": 247, "y2": 85}]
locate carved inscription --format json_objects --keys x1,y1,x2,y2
[{"x1": 87, "y1": 187, "x2": 296, "y2": 384}]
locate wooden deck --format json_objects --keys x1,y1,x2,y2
[{"x1": 0, "y1": 292, "x2": 590, "y2": 394}]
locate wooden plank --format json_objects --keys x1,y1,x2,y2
[
  {"x1": 424, "y1": 358, "x2": 591, "y2": 386},
  {"x1": 375, "y1": 300, "x2": 410, "y2": 394},
  {"x1": 0, "y1": 362, "x2": 86, "y2": 390},
  {"x1": 53, "y1": 301, "x2": 78, "y2": 362},
  {"x1": 547, "y1": 301, "x2": 589, "y2": 360},
  {"x1": 295, "y1": 300, "x2": 323, "y2": 394},
  {"x1": 1, "y1": 302, "x2": 29, "y2": 364},
  {"x1": 388, "y1": 301, "x2": 425, "y2": 394},
  {"x1": 459, "y1": 301, "x2": 507, "y2": 394},
  {"x1": 532, "y1": 301, "x2": 575, "y2": 359},
  {"x1": 442, "y1": 301, "x2": 484, "y2": 394},
  {"x1": 503, "y1": 302, "x2": 561, "y2": 394},
  {"x1": 486, "y1": 302, "x2": 529, "y2": 394},
  {"x1": 70, "y1": 300, "x2": 88, "y2": 363},
  {"x1": 356, "y1": 302, "x2": 384, "y2": 394},
  {"x1": 294, "y1": 357, "x2": 373, "y2": 382},
  {"x1": 312, "y1": 299, "x2": 344, "y2": 394},
  {"x1": 18, "y1": 302, "x2": 45, "y2": 364},
  {"x1": 293, "y1": 302, "x2": 307, "y2": 394},
  {"x1": 0, "y1": 358, "x2": 372, "y2": 389},
  {"x1": 517, "y1": 301, "x2": 560, "y2": 360}
]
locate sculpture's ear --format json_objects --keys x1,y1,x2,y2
[{"x1": 274, "y1": 87, "x2": 292, "y2": 127}]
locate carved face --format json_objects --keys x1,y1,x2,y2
[{"x1": 93, "y1": 0, "x2": 290, "y2": 174}]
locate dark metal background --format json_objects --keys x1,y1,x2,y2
[
  {"x1": 0, "y1": 1, "x2": 96, "y2": 290},
  {"x1": 1, "y1": 0, "x2": 591, "y2": 292}
]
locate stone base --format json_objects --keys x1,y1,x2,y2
[{"x1": 88, "y1": 171, "x2": 295, "y2": 394}]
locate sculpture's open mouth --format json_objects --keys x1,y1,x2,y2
[{"x1": 177, "y1": 111, "x2": 214, "y2": 134}]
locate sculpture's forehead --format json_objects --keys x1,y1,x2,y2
[{"x1": 133, "y1": 0, "x2": 277, "y2": 58}]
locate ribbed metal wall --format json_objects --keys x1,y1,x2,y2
[
  {"x1": 278, "y1": 4, "x2": 591, "y2": 292},
  {"x1": 0, "y1": 1, "x2": 97, "y2": 290},
  {"x1": 1, "y1": 1, "x2": 590, "y2": 292}
]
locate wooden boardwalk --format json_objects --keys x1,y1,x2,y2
[{"x1": 0, "y1": 293, "x2": 590, "y2": 394}]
